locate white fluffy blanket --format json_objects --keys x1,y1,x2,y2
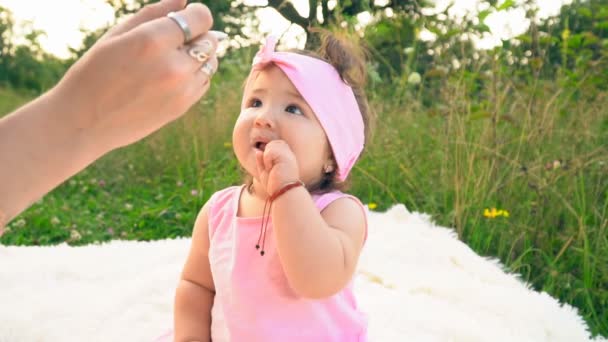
[{"x1": 0, "y1": 204, "x2": 604, "y2": 342}]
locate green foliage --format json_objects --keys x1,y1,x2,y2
[
  {"x1": 0, "y1": 6, "x2": 66, "y2": 93},
  {"x1": 0, "y1": 87, "x2": 29, "y2": 113},
  {"x1": 364, "y1": 14, "x2": 431, "y2": 80},
  {"x1": 496, "y1": 0, "x2": 516, "y2": 11},
  {"x1": 515, "y1": 0, "x2": 607, "y2": 90}
]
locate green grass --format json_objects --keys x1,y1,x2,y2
[
  {"x1": 0, "y1": 87, "x2": 30, "y2": 114},
  {"x1": 1, "y1": 58, "x2": 606, "y2": 337}
]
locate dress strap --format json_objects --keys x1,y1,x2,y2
[
  {"x1": 207, "y1": 185, "x2": 242, "y2": 240},
  {"x1": 313, "y1": 191, "x2": 369, "y2": 243}
]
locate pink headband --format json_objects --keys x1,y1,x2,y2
[{"x1": 246, "y1": 36, "x2": 365, "y2": 181}]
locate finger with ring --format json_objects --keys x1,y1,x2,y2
[
  {"x1": 200, "y1": 62, "x2": 216, "y2": 77},
  {"x1": 187, "y1": 41, "x2": 213, "y2": 63},
  {"x1": 167, "y1": 11, "x2": 192, "y2": 43}
]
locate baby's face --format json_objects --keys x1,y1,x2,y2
[{"x1": 232, "y1": 65, "x2": 332, "y2": 187}]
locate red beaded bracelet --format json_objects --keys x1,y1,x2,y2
[
  {"x1": 269, "y1": 180, "x2": 306, "y2": 201},
  {"x1": 256, "y1": 180, "x2": 306, "y2": 256}
]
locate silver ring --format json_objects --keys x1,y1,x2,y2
[
  {"x1": 167, "y1": 12, "x2": 192, "y2": 43},
  {"x1": 200, "y1": 62, "x2": 215, "y2": 77}
]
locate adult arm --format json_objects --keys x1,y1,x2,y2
[{"x1": 0, "y1": 0, "x2": 219, "y2": 228}]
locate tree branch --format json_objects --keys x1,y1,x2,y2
[
  {"x1": 321, "y1": 0, "x2": 331, "y2": 25},
  {"x1": 308, "y1": 0, "x2": 317, "y2": 26},
  {"x1": 267, "y1": 0, "x2": 309, "y2": 29}
]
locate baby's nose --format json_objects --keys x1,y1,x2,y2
[{"x1": 254, "y1": 110, "x2": 275, "y2": 128}]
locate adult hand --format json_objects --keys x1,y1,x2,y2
[
  {"x1": 54, "y1": 0, "x2": 220, "y2": 153},
  {"x1": 0, "y1": 0, "x2": 222, "y2": 228}
]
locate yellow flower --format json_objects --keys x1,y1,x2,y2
[
  {"x1": 368, "y1": 202, "x2": 378, "y2": 210},
  {"x1": 223, "y1": 142, "x2": 232, "y2": 148},
  {"x1": 484, "y1": 208, "x2": 497, "y2": 218},
  {"x1": 484, "y1": 208, "x2": 509, "y2": 218}
]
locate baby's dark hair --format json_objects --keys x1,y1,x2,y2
[{"x1": 292, "y1": 29, "x2": 374, "y2": 193}]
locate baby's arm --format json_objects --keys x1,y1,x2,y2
[
  {"x1": 271, "y1": 188, "x2": 366, "y2": 299},
  {"x1": 173, "y1": 202, "x2": 215, "y2": 342}
]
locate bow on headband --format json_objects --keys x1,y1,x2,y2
[{"x1": 246, "y1": 36, "x2": 365, "y2": 181}]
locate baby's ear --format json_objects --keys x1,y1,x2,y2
[{"x1": 323, "y1": 163, "x2": 335, "y2": 174}]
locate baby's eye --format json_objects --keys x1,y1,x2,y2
[
  {"x1": 285, "y1": 104, "x2": 303, "y2": 115},
  {"x1": 249, "y1": 98, "x2": 262, "y2": 108}
]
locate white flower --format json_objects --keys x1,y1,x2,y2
[
  {"x1": 403, "y1": 47, "x2": 415, "y2": 55},
  {"x1": 51, "y1": 217, "x2": 60, "y2": 225},
  {"x1": 14, "y1": 219, "x2": 26, "y2": 228},
  {"x1": 407, "y1": 72, "x2": 421, "y2": 85},
  {"x1": 552, "y1": 160, "x2": 562, "y2": 169},
  {"x1": 70, "y1": 229, "x2": 82, "y2": 241},
  {"x1": 124, "y1": 203, "x2": 133, "y2": 211}
]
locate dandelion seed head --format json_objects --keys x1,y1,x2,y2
[
  {"x1": 408, "y1": 72, "x2": 421, "y2": 85},
  {"x1": 70, "y1": 229, "x2": 82, "y2": 241}
]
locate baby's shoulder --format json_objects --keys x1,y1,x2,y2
[
  {"x1": 313, "y1": 190, "x2": 365, "y2": 212},
  {"x1": 315, "y1": 191, "x2": 369, "y2": 242}
]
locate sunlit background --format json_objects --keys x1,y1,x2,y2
[{"x1": 0, "y1": 0, "x2": 572, "y2": 59}]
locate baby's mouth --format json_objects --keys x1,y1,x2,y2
[{"x1": 254, "y1": 141, "x2": 267, "y2": 151}]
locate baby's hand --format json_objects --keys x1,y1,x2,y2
[{"x1": 255, "y1": 140, "x2": 300, "y2": 196}]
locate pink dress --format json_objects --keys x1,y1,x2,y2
[{"x1": 160, "y1": 185, "x2": 368, "y2": 341}]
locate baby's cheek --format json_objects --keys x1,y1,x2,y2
[{"x1": 232, "y1": 124, "x2": 250, "y2": 159}]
